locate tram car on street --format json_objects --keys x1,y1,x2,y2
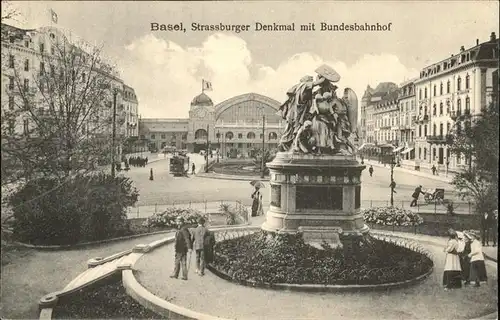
[{"x1": 169, "y1": 153, "x2": 190, "y2": 177}]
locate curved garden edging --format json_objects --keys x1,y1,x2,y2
[{"x1": 13, "y1": 229, "x2": 174, "y2": 251}]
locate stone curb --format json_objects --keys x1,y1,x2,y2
[{"x1": 13, "y1": 229, "x2": 175, "y2": 251}]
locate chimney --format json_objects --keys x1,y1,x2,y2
[
  {"x1": 476, "y1": 39, "x2": 479, "y2": 45},
  {"x1": 460, "y1": 46, "x2": 465, "y2": 52},
  {"x1": 491, "y1": 32, "x2": 497, "y2": 42}
]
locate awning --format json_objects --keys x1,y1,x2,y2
[
  {"x1": 393, "y1": 146, "x2": 405, "y2": 153},
  {"x1": 401, "y1": 148, "x2": 414, "y2": 155}
]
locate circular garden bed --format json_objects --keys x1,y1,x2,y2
[
  {"x1": 211, "y1": 162, "x2": 267, "y2": 176},
  {"x1": 209, "y1": 231, "x2": 433, "y2": 287}
]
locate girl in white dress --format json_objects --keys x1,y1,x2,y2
[{"x1": 443, "y1": 229, "x2": 462, "y2": 290}]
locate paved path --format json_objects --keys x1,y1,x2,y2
[
  {"x1": 364, "y1": 159, "x2": 453, "y2": 184},
  {"x1": 134, "y1": 217, "x2": 497, "y2": 320}
]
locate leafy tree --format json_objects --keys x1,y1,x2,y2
[
  {"x1": 448, "y1": 98, "x2": 499, "y2": 214},
  {"x1": 251, "y1": 147, "x2": 277, "y2": 175}
]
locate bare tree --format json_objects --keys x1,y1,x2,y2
[
  {"x1": 1, "y1": 27, "x2": 122, "y2": 186},
  {"x1": 1, "y1": 1, "x2": 19, "y2": 23}
]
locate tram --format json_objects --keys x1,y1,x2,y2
[{"x1": 169, "y1": 153, "x2": 190, "y2": 177}]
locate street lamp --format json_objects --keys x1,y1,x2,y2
[
  {"x1": 205, "y1": 124, "x2": 210, "y2": 173},
  {"x1": 111, "y1": 88, "x2": 118, "y2": 178},
  {"x1": 216, "y1": 129, "x2": 220, "y2": 163},
  {"x1": 260, "y1": 111, "x2": 266, "y2": 179},
  {"x1": 390, "y1": 151, "x2": 396, "y2": 206}
]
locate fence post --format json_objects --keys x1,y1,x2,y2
[
  {"x1": 155, "y1": 203, "x2": 157, "y2": 213},
  {"x1": 189, "y1": 201, "x2": 191, "y2": 208},
  {"x1": 204, "y1": 200, "x2": 207, "y2": 214},
  {"x1": 370, "y1": 200, "x2": 373, "y2": 208}
]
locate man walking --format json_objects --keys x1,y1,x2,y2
[
  {"x1": 389, "y1": 179, "x2": 397, "y2": 194},
  {"x1": 193, "y1": 217, "x2": 208, "y2": 276},
  {"x1": 410, "y1": 185, "x2": 424, "y2": 207},
  {"x1": 170, "y1": 217, "x2": 192, "y2": 280},
  {"x1": 431, "y1": 165, "x2": 437, "y2": 175},
  {"x1": 368, "y1": 165, "x2": 374, "y2": 177}
]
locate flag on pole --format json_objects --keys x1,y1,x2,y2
[
  {"x1": 202, "y1": 79, "x2": 213, "y2": 92},
  {"x1": 49, "y1": 9, "x2": 58, "y2": 24}
]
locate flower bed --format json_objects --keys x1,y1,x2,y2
[
  {"x1": 144, "y1": 208, "x2": 208, "y2": 229},
  {"x1": 210, "y1": 231, "x2": 433, "y2": 286},
  {"x1": 363, "y1": 206, "x2": 424, "y2": 227},
  {"x1": 53, "y1": 278, "x2": 161, "y2": 319}
]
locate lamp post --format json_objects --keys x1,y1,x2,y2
[
  {"x1": 261, "y1": 113, "x2": 265, "y2": 179},
  {"x1": 205, "y1": 124, "x2": 210, "y2": 173},
  {"x1": 111, "y1": 88, "x2": 118, "y2": 178},
  {"x1": 216, "y1": 129, "x2": 220, "y2": 163},
  {"x1": 390, "y1": 152, "x2": 396, "y2": 206}
]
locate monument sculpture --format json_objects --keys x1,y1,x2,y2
[{"x1": 262, "y1": 64, "x2": 369, "y2": 247}]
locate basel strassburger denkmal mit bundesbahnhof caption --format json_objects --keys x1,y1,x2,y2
[{"x1": 150, "y1": 22, "x2": 393, "y2": 33}]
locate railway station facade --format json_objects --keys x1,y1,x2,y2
[{"x1": 139, "y1": 92, "x2": 284, "y2": 157}]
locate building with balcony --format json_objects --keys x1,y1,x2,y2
[
  {"x1": 359, "y1": 82, "x2": 399, "y2": 159},
  {"x1": 1, "y1": 23, "x2": 139, "y2": 151},
  {"x1": 139, "y1": 92, "x2": 283, "y2": 157},
  {"x1": 398, "y1": 78, "x2": 417, "y2": 161},
  {"x1": 414, "y1": 32, "x2": 499, "y2": 173}
]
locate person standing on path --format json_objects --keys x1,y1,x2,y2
[
  {"x1": 457, "y1": 231, "x2": 471, "y2": 285},
  {"x1": 192, "y1": 163, "x2": 196, "y2": 175},
  {"x1": 467, "y1": 231, "x2": 487, "y2": 287},
  {"x1": 432, "y1": 165, "x2": 437, "y2": 175},
  {"x1": 480, "y1": 211, "x2": 492, "y2": 246},
  {"x1": 251, "y1": 186, "x2": 263, "y2": 217},
  {"x1": 170, "y1": 217, "x2": 192, "y2": 280},
  {"x1": 442, "y1": 229, "x2": 462, "y2": 290},
  {"x1": 410, "y1": 185, "x2": 424, "y2": 207},
  {"x1": 192, "y1": 217, "x2": 208, "y2": 276},
  {"x1": 368, "y1": 165, "x2": 374, "y2": 177}
]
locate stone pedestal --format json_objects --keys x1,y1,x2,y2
[{"x1": 261, "y1": 152, "x2": 369, "y2": 247}]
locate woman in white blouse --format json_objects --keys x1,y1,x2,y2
[
  {"x1": 466, "y1": 231, "x2": 488, "y2": 287},
  {"x1": 443, "y1": 229, "x2": 462, "y2": 290}
]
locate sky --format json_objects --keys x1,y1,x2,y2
[{"x1": 4, "y1": 1, "x2": 499, "y2": 119}]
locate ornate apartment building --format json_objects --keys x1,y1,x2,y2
[
  {"x1": 398, "y1": 79, "x2": 417, "y2": 160},
  {"x1": 414, "y1": 32, "x2": 499, "y2": 172},
  {"x1": 359, "y1": 32, "x2": 498, "y2": 173},
  {"x1": 1, "y1": 23, "x2": 139, "y2": 142}
]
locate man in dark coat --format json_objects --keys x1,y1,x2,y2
[
  {"x1": 192, "y1": 217, "x2": 208, "y2": 276},
  {"x1": 170, "y1": 217, "x2": 192, "y2": 280},
  {"x1": 410, "y1": 185, "x2": 424, "y2": 207},
  {"x1": 480, "y1": 211, "x2": 493, "y2": 246},
  {"x1": 369, "y1": 165, "x2": 374, "y2": 177},
  {"x1": 204, "y1": 230, "x2": 216, "y2": 265}
]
